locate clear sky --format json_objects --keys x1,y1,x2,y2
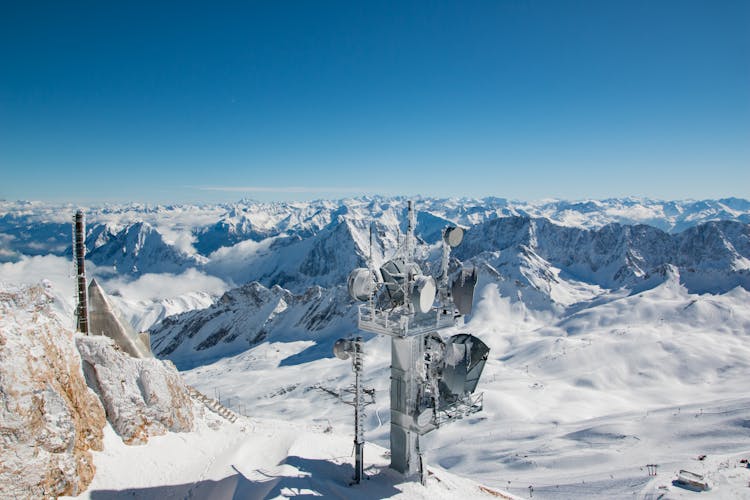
[{"x1": 1, "y1": 1, "x2": 748, "y2": 203}]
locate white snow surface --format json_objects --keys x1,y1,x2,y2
[
  {"x1": 67, "y1": 413, "x2": 518, "y2": 499},
  {"x1": 179, "y1": 275, "x2": 750, "y2": 499}
]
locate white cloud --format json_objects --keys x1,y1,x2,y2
[
  {"x1": 0, "y1": 254, "x2": 75, "y2": 294},
  {"x1": 156, "y1": 226, "x2": 199, "y2": 255},
  {"x1": 102, "y1": 268, "x2": 229, "y2": 302}
]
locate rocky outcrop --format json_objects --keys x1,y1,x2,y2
[
  {"x1": 76, "y1": 335, "x2": 194, "y2": 445},
  {"x1": 0, "y1": 284, "x2": 106, "y2": 499},
  {"x1": 86, "y1": 221, "x2": 205, "y2": 275}
]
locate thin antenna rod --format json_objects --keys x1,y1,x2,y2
[
  {"x1": 369, "y1": 222, "x2": 373, "y2": 268},
  {"x1": 405, "y1": 200, "x2": 415, "y2": 261}
]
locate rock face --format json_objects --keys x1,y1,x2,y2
[
  {"x1": 0, "y1": 284, "x2": 106, "y2": 499},
  {"x1": 76, "y1": 335, "x2": 194, "y2": 445},
  {"x1": 86, "y1": 221, "x2": 205, "y2": 275},
  {"x1": 150, "y1": 281, "x2": 353, "y2": 369}
]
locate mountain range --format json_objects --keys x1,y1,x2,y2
[{"x1": 2, "y1": 196, "x2": 750, "y2": 497}]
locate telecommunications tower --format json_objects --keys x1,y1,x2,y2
[{"x1": 346, "y1": 201, "x2": 489, "y2": 478}]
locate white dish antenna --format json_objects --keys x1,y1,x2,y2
[
  {"x1": 347, "y1": 268, "x2": 376, "y2": 302},
  {"x1": 333, "y1": 338, "x2": 354, "y2": 360},
  {"x1": 443, "y1": 226, "x2": 464, "y2": 248},
  {"x1": 410, "y1": 275, "x2": 436, "y2": 314}
]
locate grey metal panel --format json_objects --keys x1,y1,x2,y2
[
  {"x1": 451, "y1": 267, "x2": 477, "y2": 316},
  {"x1": 88, "y1": 278, "x2": 153, "y2": 359},
  {"x1": 438, "y1": 334, "x2": 489, "y2": 403}
]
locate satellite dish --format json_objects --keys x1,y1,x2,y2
[
  {"x1": 451, "y1": 267, "x2": 477, "y2": 315},
  {"x1": 333, "y1": 338, "x2": 353, "y2": 360},
  {"x1": 438, "y1": 334, "x2": 489, "y2": 405},
  {"x1": 411, "y1": 275, "x2": 436, "y2": 314},
  {"x1": 380, "y1": 259, "x2": 421, "y2": 306},
  {"x1": 444, "y1": 226, "x2": 464, "y2": 248},
  {"x1": 348, "y1": 268, "x2": 376, "y2": 302}
]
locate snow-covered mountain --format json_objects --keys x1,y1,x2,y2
[
  {"x1": 151, "y1": 283, "x2": 353, "y2": 369},
  {"x1": 85, "y1": 221, "x2": 206, "y2": 276},
  {"x1": 456, "y1": 217, "x2": 750, "y2": 297},
  {"x1": 3, "y1": 197, "x2": 750, "y2": 264},
  {"x1": 141, "y1": 211, "x2": 749, "y2": 371},
  {"x1": 3, "y1": 197, "x2": 750, "y2": 498}
]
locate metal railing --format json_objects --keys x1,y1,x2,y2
[
  {"x1": 357, "y1": 304, "x2": 455, "y2": 337},
  {"x1": 435, "y1": 392, "x2": 484, "y2": 427}
]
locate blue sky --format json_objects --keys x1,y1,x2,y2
[{"x1": 1, "y1": 1, "x2": 748, "y2": 203}]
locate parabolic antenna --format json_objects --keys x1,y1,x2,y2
[
  {"x1": 438, "y1": 333, "x2": 489, "y2": 405},
  {"x1": 411, "y1": 275, "x2": 437, "y2": 314},
  {"x1": 348, "y1": 268, "x2": 376, "y2": 302},
  {"x1": 380, "y1": 259, "x2": 421, "y2": 306},
  {"x1": 444, "y1": 226, "x2": 464, "y2": 248},
  {"x1": 451, "y1": 267, "x2": 478, "y2": 315},
  {"x1": 333, "y1": 338, "x2": 353, "y2": 360}
]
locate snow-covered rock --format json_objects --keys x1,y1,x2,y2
[
  {"x1": 87, "y1": 222, "x2": 205, "y2": 276},
  {"x1": 0, "y1": 284, "x2": 106, "y2": 498},
  {"x1": 76, "y1": 335, "x2": 194, "y2": 445},
  {"x1": 456, "y1": 217, "x2": 750, "y2": 301},
  {"x1": 150, "y1": 282, "x2": 353, "y2": 369}
]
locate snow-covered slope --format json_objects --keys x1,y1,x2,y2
[
  {"x1": 150, "y1": 283, "x2": 353, "y2": 369},
  {"x1": 68, "y1": 411, "x2": 519, "y2": 500},
  {"x1": 181, "y1": 273, "x2": 750, "y2": 498}
]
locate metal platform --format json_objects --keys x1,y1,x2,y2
[
  {"x1": 357, "y1": 304, "x2": 457, "y2": 337},
  {"x1": 435, "y1": 392, "x2": 484, "y2": 427}
]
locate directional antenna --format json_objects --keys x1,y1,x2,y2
[
  {"x1": 438, "y1": 334, "x2": 489, "y2": 404},
  {"x1": 347, "y1": 268, "x2": 376, "y2": 302},
  {"x1": 451, "y1": 267, "x2": 478, "y2": 316},
  {"x1": 379, "y1": 259, "x2": 421, "y2": 307},
  {"x1": 443, "y1": 226, "x2": 464, "y2": 248},
  {"x1": 333, "y1": 338, "x2": 354, "y2": 360},
  {"x1": 411, "y1": 275, "x2": 437, "y2": 314}
]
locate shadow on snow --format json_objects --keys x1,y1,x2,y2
[{"x1": 89, "y1": 456, "x2": 402, "y2": 499}]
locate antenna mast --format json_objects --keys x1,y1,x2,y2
[
  {"x1": 331, "y1": 336, "x2": 375, "y2": 484},
  {"x1": 73, "y1": 209, "x2": 89, "y2": 335},
  {"x1": 347, "y1": 201, "x2": 486, "y2": 481}
]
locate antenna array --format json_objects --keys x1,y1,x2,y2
[{"x1": 345, "y1": 201, "x2": 489, "y2": 479}]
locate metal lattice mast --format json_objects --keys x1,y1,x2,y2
[
  {"x1": 73, "y1": 209, "x2": 89, "y2": 335},
  {"x1": 330, "y1": 337, "x2": 375, "y2": 484},
  {"x1": 352, "y1": 337, "x2": 365, "y2": 483}
]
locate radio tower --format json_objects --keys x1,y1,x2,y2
[
  {"x1": 346, "y1": 201, "x2": 487, "y2": 480},
  {"x1": 73, "y1": 209, "x2": 89, "y2": 334}
]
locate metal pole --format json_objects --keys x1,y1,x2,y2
[
  {"x1": 74, "y1": 210, "x2": 89, "y2": 335},
  {"x1": 353, "y1": 337, "x2": 364, "y2": 483}
]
